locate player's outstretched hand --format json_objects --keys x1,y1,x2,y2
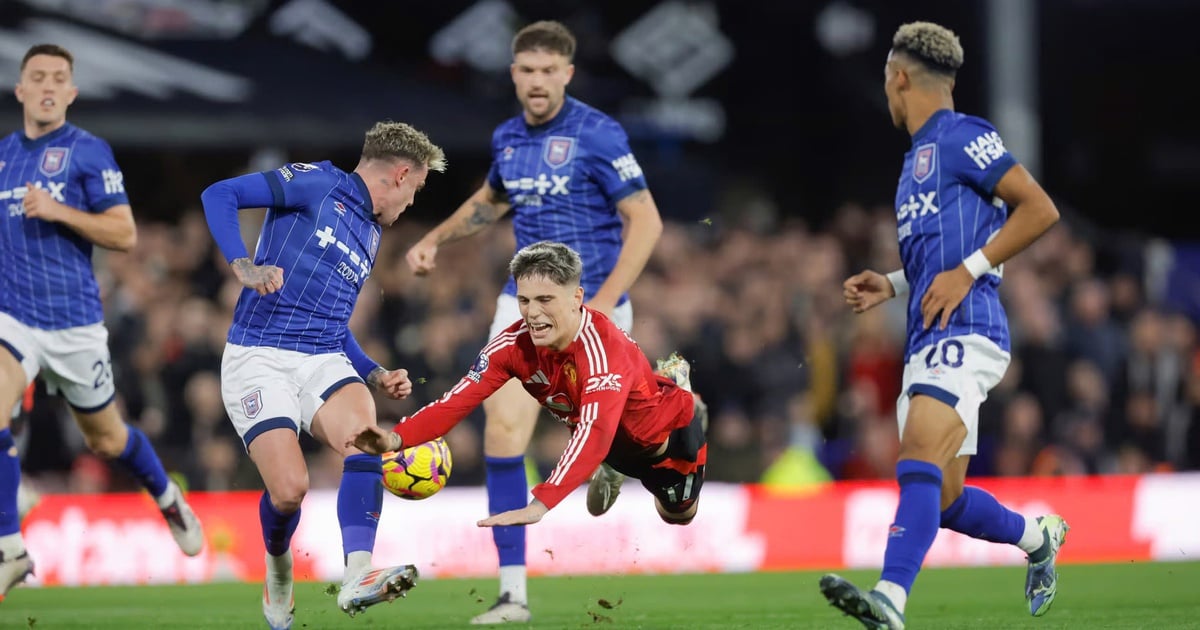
[
  {"x1": 231, "y1": 258, "x2": 284, "y2": 296},
  {"x1": 920, "y1": 267, "x2": 974, "y2": 330},
  {"x1": 347, "y1": 424, "x2": 400, "y2": 455},
  {"x1": 478, "y1": 500, "x2": 549, "y2": 527},
  {"x1": 370, "y1": 368, "x2": 413, "y2": 400},
  {"x1": 405, "y1": 239, "x2": 438, "y2": 276},
  {"x1": 843, "y1": 270, "x2": 894, "y2": 314}
]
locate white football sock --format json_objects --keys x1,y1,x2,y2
[
  {"x1": 345, "y1": 550, "x2": 372, "y2": 578},
  {"x1": 874, "y1": 580, "x2": 908, "y2": 614},
  {"x1": 499, "y1": 565, "x2": 527, "y2": 604},
  {"x1": 266, "y1": 550, "x2": 293, "y2": 586},
  {"x1": 154, "y1": 480, "x2": 177, "y2": 509},
  {"x1": 1018, "y1": 515, "x2": 1045, "y2": 554},
  {"x1": 0, "y1": 532, "x2": 24, "y2": 557}
]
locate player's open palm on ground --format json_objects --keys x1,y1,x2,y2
[
  {"x1": 843, "y1": 270, "x2": 894, "y2": 314},
  {"x1": 921, "y1": 267, "x2": 974, "y2": 330},
  {"x1": 231, "y1": 258, "x2": 284, "y2": 296},
  {"x1": 346, "y1": 424, "x2": 397, "y2": 455},
  {"x1": 405, "y1": 238, "x2": 438, "y2": 275}
]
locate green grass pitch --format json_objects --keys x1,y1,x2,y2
[{"x1": 5, "y1": 562, "x2": 1200, "y2": 629}]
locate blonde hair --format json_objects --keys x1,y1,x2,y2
[
  {"x1": 892, "y1": 22, "x2": 963, "y2": 77},
  {"x1": 361, "y1": 121, "x2": 447, "y2": 173}
]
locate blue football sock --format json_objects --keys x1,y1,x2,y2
[
  {"x1": 116, "y1": 425, "x2": 169, "y2": 498},
  {"x1": 940, "y1": 486, "x2": 1025, "y2": 544},
  {"x1": 260, "y1": 491, "x2": 301, "y2": 557},
  {"x1": 485, "y1": 455, "x2": 527, "y2": 567},
  {"x1": 880, "y1": 459, "x2": 943, "y2": 593},
  {"x1": 338, "y1": 453, "x2": 383, "y2": 560},
  {"x1": 0, "y1": 429, "x2": 20, "y2": 536}
]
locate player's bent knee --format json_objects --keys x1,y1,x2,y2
[
  {"x1": 655, "y1": 499, "x2": 698, "y2": 526},
  {"x1": 267, "y1": 479, "x2": 308, "y2": 513},
  {"x1": 80, "y1": 421, "x2": 129, "y2": 458}
]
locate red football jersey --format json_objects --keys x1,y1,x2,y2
[{"x1": 394, "y1": 307, "x2": 695, "y2": 509}]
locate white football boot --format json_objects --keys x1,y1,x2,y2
[
  {"x1": 0, "y1": 549, "x2": 34, "y2": 603},
  {"x1": 586, "y1": 463, "x2": 625, "y2": 516},
  {"x1": 470, "y1": 592, "x2": 532, "y2": 625},
  {"x1": 158, "y1": 480, "x2": 204, "y2": 557},
  {"x1": 337, "y1": 564, "x2": 419, "y2": 617}
]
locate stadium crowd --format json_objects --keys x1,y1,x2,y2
[{"x1": 13, "y1": 185, "x2": 1200, "y2": 495}]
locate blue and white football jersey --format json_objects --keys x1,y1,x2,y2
[
  {"x1": 227, "y1": 161, "x2": 381, "y2": 354},
  {"x1": 487, "y1": 97, "x2": 648, "y2": 305},
  {"x1": 895, "y1": 109, "x2": 1017, "y2": 360},
  {"x1": 0, "y1": 123, "x2": 129, "y2": 329}
]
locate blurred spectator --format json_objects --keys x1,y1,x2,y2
[{"x1": 16, "y1": 193, "x2": 1200, "y2": 491}]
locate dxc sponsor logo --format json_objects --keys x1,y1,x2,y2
[
  {"x1": 897, "y1": 191, "x2": 938, "y2": 222},
  {"x1": 2, "y1": 182, "x2": 68, "y2": 216},
  {"x1": 503, "y1": 173, "x2": 570, "y2": 196},
  {"x1": 584, "y1": 373, "x2": 622, "y2": 395},
  {"x1": 313, "y1": 226, "x2": 370, "y2": 284}
]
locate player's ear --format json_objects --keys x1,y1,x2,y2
[
  {"x1": 564, "y1": 63, "x2": 575, "y2": 86},
  {"x1": 66, "y1": 84, "x2": 78, "y2": 106},
  {"x1": 14, "y1": 82, "x2": 23, "y2": 103},
  {"x1": 573, "y1": 286, "x2": 584, "y2": 305}
]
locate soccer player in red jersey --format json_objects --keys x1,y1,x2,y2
[{"x1": 350, "y1": 241, "x2": 706, "y2": 527}]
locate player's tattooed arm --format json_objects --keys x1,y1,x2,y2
[
  {"x1": 368, "y1": 366, "x2": 414, "y2": 399},
  {"x1": 406, "y1": 183, "x2": 510, "y2": 275},
  {"x1": 230, "y1": 257, "x2": 285, "y2": 296},
  {"x1": 367, "y1": 366, "x2": 387, "y2": 389},
  {"x1": 440, "y1": 185, "x2": 510, "y2": 241}
]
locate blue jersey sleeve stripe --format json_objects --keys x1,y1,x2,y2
[
  {"x1": 263, "y1": 171, "x2": 285, "y2": 207},
  {"x1": 91, "y1": 195, "x2": 128, "y2": 212},
  {"x1": 610, "y1": 180, "x2": 648, "y2": 204},
  {"x1": 979, "y1": 155, "x2": 1017, "y2": 195}
]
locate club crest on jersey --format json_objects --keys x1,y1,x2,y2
[
  {"x1": 39, "y1": 148, "x2": 69, "y2": 177},
  {"x1": 241, "y1": 389, "x2": 263, "y2": 419},
  {"x1": 502, "y1": 146, "x2": 514, "y2": 161},
  {"x1": 913, "y1": 143, "x2": 936, "y2": 183},
  {"x1": 0, "y1": 161, "x2": 6, "y2": 173},
  {"x1": 542, "y1": 136, "x2": 576, "y2": 169},
  {"x1": 563, "y1": 361, "x2": 578, "y2": 386},
  {"x1": 369, "y1": 229, "x2": 380, "y2": 259},
  {"x1": 333, "y1": 201, "x2": 346, "y2": 216}
]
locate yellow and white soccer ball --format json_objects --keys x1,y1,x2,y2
[{"x1": 381, "y1": 437, "x2": 452, "y2": 500}]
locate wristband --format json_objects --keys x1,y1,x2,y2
[
  {"x1": 885, "y1": 269, "x2": 909, "y2": 297},
  {"x1": 963, "y1": 249, "x2": 993, "y2": 280}
]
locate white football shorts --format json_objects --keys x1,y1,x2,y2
[
  {"x1": 896, "y1": 333, "x2": 1011, "y2": 457},
  {"x1": 221, "y1": 343, "x2": 363, "y2": 449},
  {"x1": 488, "y1": 293, "x2": 633, "y2": 341},
  {"x1": 0, "y1": 311, "x2": 116, "y2": 412}
]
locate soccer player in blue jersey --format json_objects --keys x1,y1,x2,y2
[
  {"x1": 201, "y1": 120, "x2": 444, "y2": 629},
  {"x1": 819, "y1": 23, "x2": 1068, "y2": 629},
  {"x1": 0, "y1": 44, "x2": 205, "y2": 601},
  {"x1": 405, "y1": 20, "x2": 663, "y2": 625}
]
